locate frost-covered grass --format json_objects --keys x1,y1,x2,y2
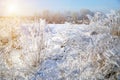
[
  {"x1": 42, "y1": 23, "x2": 120, "y2": 80},
  {"x1": 0, "y1": 11, "x2": 120, "y2": 80},
  {"x1": 0, "y1": 18, "x2": 46, "y2": 80}
]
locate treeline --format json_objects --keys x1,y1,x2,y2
[
  {"x1": 34, "y1": 9, "x2": 94, "y2": 24},
  {"x1": 3, "y1": 9, "x2": 119, "y2": 25}
]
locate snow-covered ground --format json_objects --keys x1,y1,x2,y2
[
  {"x1": 31, "y1": 23, "x2": 120, "y2": 80},
  {"x1": 0, "y1": 18, "x2": 120, "y2": 80}
]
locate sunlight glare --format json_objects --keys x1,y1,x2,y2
[{"x1": 7, "y1": 4, "x2": 19, "y2": 15}]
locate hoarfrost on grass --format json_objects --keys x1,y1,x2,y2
[{"x1": 0, "y1": 11, "x2": 120, "y2": 80}]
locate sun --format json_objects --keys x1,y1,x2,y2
[
  {"x1": 8, "y1": 5, "x2": 16, "y2": 13},
  {"x1": 7, "y1": 4, "x2": 19, "y2": 15}
]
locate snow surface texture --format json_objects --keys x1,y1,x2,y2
[
  {"x1": 31, "y1": 23, "x2": 120, "y2": 80},
  {"x1": 0, "y1": 11, "x2": 120, "y2": 80}
]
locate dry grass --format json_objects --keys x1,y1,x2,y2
[{"x1": 0, "y1": 18, "x2": 46, "y2": 79}]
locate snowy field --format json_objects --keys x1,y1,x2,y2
[{"x1": 0, "y1": 11, "x2": 120, "y2": 80}]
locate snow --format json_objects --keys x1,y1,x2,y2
[
  {"x1": 0, "y1": 12, "x2": 120, "y2": 80},
  {"x1": 30, "y1": 23, "x2": 120, "y2": 80}
]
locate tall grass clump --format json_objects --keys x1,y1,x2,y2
[
  {"x1": 109, "y1": 10, "x2": 120, "y2": 36},
  {"x1": 0, "y1": 17, "x2": 46, "y2": 80}
]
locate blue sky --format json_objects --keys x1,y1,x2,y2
[
  {"x1": 23, "y1": 0, "x2": 120, "y2": 11},
  {"x1": 0, "y1": 0, "x2": 120, "y2": 15},
  {"x1": 35, "y1": 0, "x2": 120, "y2": 10}
]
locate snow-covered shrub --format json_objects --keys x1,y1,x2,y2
[
  {"x1": 0, "y1": 18, "x2": 46, "y2": 79},
  {"x1": 91, "y1": 10, "x2": 120, "y2": 36}
]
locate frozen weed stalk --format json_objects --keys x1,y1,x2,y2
[{"x1": 0, "y1": 17, "x2": 46, "y2": 79}]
